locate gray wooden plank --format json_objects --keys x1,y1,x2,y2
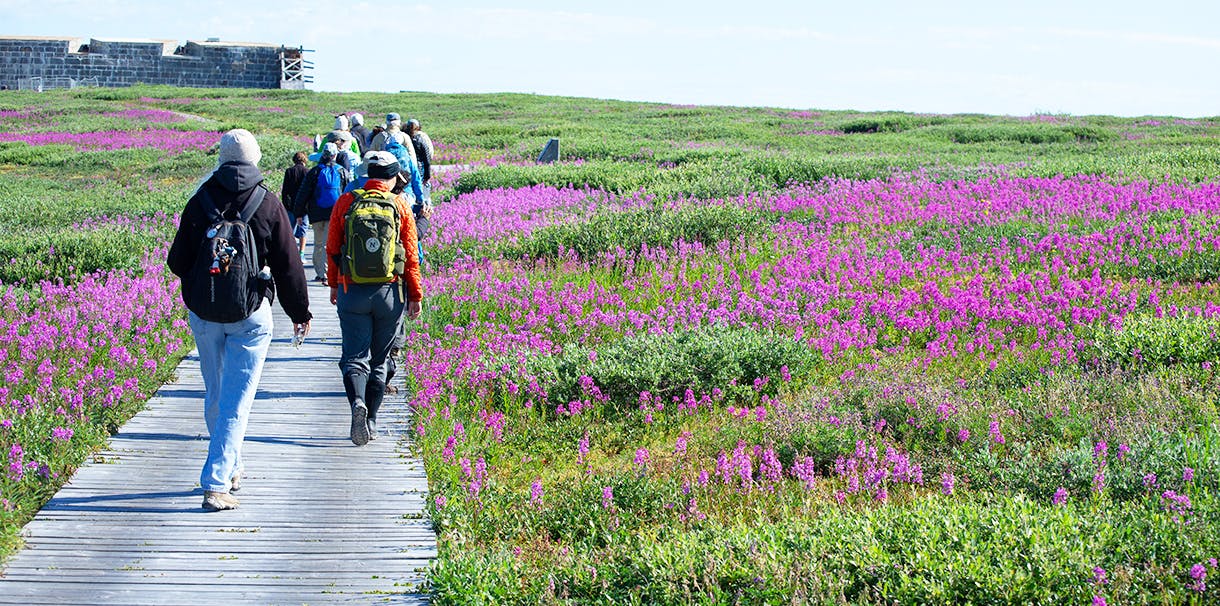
[
  {"x1": 0, "y1": 567, "x2": 428, "y2": 581},
  {"x1": 0, "y1": 243, "x2": 435, "y2": 605}
]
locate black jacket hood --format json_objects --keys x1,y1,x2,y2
[{"x1": 214, "y1": 162, "x2": 266, "y2": 193}]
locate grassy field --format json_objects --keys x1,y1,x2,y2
[{"x1": 1, "y1": 85, "x2": 1218, "y2": 604}]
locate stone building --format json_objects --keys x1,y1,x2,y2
[{"x1": 0, "y1": 36, "x2": 311, "y2": 90}]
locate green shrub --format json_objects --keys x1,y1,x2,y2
[
  {"x1": 840, "y1": 114, "x2": 946, "y2": 134},
  {"x1": 528, "y1": 324, "x2": 816, "y2": 413},
  {"x1": 503, "y1": 203, "x2": 763, "y2": 261},
  {"x1": 0, "y1": 225, "x2": 157, "y2": 284},
  {"x1": 926, "y1": 124, "x2": 1114, "y2": 145},
  {"x1": 1094, "y1": 312, "x2": 1220, "y2": 367}
]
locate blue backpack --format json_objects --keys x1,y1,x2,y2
[
  {"x1": 383, "y1": 135, "x2": 413, "y2": 169},
  {"x1": 315, "y1": 163, "x2": 342, "y2": 209}
]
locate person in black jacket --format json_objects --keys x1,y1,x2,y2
[
  {"x1": 281, "y1": 151, "x2": 309, "y2": 262},
  {"x1": 166, "y1": 129, "x2": 312, "y2": 512},
  {"x1": 405, "y1": 118, "x2": 433, "y2": 186},
  {"x1": 349, "y1": 113, "x2": 372, "y2": 154},
  {"x1": 292, "y1": 143, "x2": 350, "y2": 283}
]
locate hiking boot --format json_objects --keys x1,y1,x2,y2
[
  {"x1": 350, "y1": 399, "x2": 370, "y2": 446},
  {"x1": 230, "y1": 470, "x2": 242, "y2": 493},
  {"x1": 202, "y1": 491, "x2": 239, "y2": 512},
  {"x1": 367, "y1": 418, "x2": 378, "y2": 441}
]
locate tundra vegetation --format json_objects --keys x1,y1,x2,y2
[{"x1": 0, "y1": 85, "x2": 1217, "y2": 604}]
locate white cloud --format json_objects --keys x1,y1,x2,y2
[{"x1": 1046, "y1": 27, "x2": 1220, "y2": 51}]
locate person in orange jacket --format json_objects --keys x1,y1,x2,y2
[{"x1": 325, "y1": 151, "x2": 424, "y2": 445}]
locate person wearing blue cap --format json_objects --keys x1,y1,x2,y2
[{"x1": 369, "y1": 112, "x2": 415, "y2": 161}]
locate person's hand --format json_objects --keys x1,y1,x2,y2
[
  {"x1": 407, "y1": 300, "x2": 422, "y2": 321},
  {"x1": 292, "y1": 321, "x2": 311, "y2": 347},
  {"x1": 330, "y1": 286, "x2": 338, "y2": 306},
  {"x1": 421, "y1": 200, "x2": 434, "y2": 218}
]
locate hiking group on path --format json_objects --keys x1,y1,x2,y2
[{"x1": 166, "y1": 110, "x2": 435, "y2": 512}]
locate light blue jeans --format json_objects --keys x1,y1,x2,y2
[{"x1": 189, "y1": 300, "x2": 273, "y2": 493}]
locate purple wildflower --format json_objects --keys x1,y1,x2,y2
[
  {"x1": 989, "y1": 420, "x2": 1005, "y2": 445},
  {"x1": 760, "y1": 448, "x2": 782, "y2": 485},
  {"x1": 634, "y1": 448, "x2": 650, "y2": 471},
  {"x1": 674, "y1": 431, "x2": 690, "y2": 456},
  {"x1": 1143, "y1": 472, "x2": 1157, "y2": 489},
  {"x1": 1190, "y1": 563, "x2": 1207, "y2": 592},
  {"x1": 577, "y1": 432, "x2": 590, "y2": 465},
  {"x1": 529, "y1": 478, "x2": 543, "y2": 507}
]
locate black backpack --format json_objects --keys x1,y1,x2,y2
[{"x1": 184, "y1": 186, "x2": 267, "y2": 323}]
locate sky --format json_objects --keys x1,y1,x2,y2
[{"x1": 3, "y1": 0, "x2": 1218, "y2": 117}]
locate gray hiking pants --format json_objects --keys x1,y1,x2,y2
[{"x1": 336, "y1": 282, "x2": 404, "y2": 387}]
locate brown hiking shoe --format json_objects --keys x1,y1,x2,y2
[{"x1": 202, "y1": 491, "x2": 240, "y2": 512}]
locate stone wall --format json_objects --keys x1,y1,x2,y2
[{"x1": 0, "y1": 36, "x2": 304, "y2": 90}]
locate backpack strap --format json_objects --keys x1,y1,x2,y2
[
  {"x1": 239, "y1": 186, "x2": 267, "y2": 223},
  {"x1": 196, "y1": 184, "x2": 266, "y2": 223},
  {"x1": 196, "y1": 186, "x2": 222, "y2": 223}
]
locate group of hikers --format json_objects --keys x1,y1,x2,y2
[
  {"x1": 166, "y1": 111, "x2": 435, "y2": 512},
  {"x1": 282, "y1": 112, "x2": 435, "y2": 282}
]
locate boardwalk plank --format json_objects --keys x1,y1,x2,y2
[{"x1": 0, "y1": 253, "x2": 434, "y2": 605}]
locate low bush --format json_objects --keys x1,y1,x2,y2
[
  {"x1": 923, "y1": 123, "x2": 1115, "y2": 145},
  {"x1": 840, "y1": 114, "x2": 947, "y2": 134},
  {"x1": 528, "y1": 324, "x2": 816, "y2": 413},
  {"x1": 1093, "y1": 312, "x2": 1220, "y2": 368},
  {"x1": 0, "y1": 226, "x2": 158, "y2": 285},
  {"x1": 503, "y1": 203, "x2": 763, "y2": 261}
]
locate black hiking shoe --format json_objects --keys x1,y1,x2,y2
[{"x1": 350, "y1": 399, "x2": 369, "y2": 446}]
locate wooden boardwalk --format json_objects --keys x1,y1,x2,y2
[{"x1": 0, "y1": 255, "x2": 434, "y2": 605}]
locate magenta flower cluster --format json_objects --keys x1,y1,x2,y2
[
  {"x1": 0, "y1": 129, "x2": 218, "y2": 154},
  {"x1": 1, "y1": 244, "x2": 188, "y2": 512},
  {"x1": 416, "y1": 172, "x2": 1220, "y2": 514}
]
